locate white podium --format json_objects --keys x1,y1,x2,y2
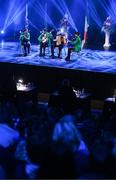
[{"x1": 103, "y1": 30, "x2": 111, "y2": 47}]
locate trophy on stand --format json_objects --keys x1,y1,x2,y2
[
  {"x1": 102, "y1": 16, "x2": 112, "y2": 48},
  {"x1": 60, "y1": 13, "x2": 70, "y2": 39}
]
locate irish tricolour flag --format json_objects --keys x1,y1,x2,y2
[{"x1": 81, "y1": 15, "x2": 89, "y2": 49}]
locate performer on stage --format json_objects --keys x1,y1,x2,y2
[
  {"x1": 51, "y1": 31, "x2": 67, "y2": 59},
  {"x1": 38, "y1": 28, "x2": 51, "y2": 56},
  {"x1": 65, "y1": 32, "x2": 81, "y2": 61},
  {"x1": 102, "y1": 16, "x2": 112, "y2": 47},
  {"x1": 20, "y1": 28, "x2": 30, "y2": 56}
]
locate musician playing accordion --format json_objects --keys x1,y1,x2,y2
[
  {"x1": 20, "y1": 28, "x2": 30, "y2": 56},
  {"x1": 50, "y1": 31, "x2": 67, "y2": 59},
  {"x1": 38, "y1": 28, "x2": 51, "y2": 57}
]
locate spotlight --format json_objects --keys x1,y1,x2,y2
[
  {"x1": 60, "y1": 28, "x2": 64, "y2": 33},
  {"x1": 18, "y1": 79, "x2": 23, "y2": 84},
  {"x1": 1, "y1": 30, "x2": 5, "y2": 34},
  {"x1": 17, "y1": 78, "x2": 26, "y2": 91}
]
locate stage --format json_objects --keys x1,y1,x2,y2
[
  {"x1": 0, "y1": 41, "x2": 116, "y2": 100},
  {"x1": 0, "y1": 42, "x2": 116, "y2": 74}
]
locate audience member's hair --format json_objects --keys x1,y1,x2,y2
[
  {"x1": 59, "y1": 78, "x2": 73, "y2": 95},
  {"x1": 47, "y1": 106, "x2": 64, "y2": 124},
  {"x1": 53, "y1": 115, "x2": 81, "y2": 151},
  {"x1": 0, "y1": 102, "x2": 18, "y2": 124}
]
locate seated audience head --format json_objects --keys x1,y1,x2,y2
[
  {"x1": 47, "y1": 106, "x2": 64, "y2": 124},
  {"x1": 61, "y1": 78, "x2": 70, "y2": 87},
  {"x1": 59, "y1": 78, "x2": 73, "y2": 95},
  {"x1": 52, "y1": 115, "x2": 81, "y2": 151}
]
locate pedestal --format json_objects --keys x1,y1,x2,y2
[{"x1": 103, "y1": 30, "x2": 111, "y2": 47}]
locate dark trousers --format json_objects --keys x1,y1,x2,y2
[
  {"x1": 66, "y1": 47, "x2": 75, "y2": 59},
  {"x1": 51, "y1": 43, "x2": 55, "y2": 57},
  {"x1": 51, "y1": 43, "x2": 64, "y2": 58},
  {"x1": 58, "y1": 45, "x2": 64, "y2": 58},
  {"x1": 23, "y1": 42, "x2": 30, "y2": 55},
  {"x1": 39, "y1": 42, "x2": 47, "y2": 56}
]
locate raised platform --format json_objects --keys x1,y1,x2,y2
[
  {"x1": 0, "y1": 41, "x2": 116, "y2": 100},
  {"x1": 0, "y1": 42, "x2": 116, "y2": 74}
]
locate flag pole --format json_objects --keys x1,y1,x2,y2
[
  {"x1": 44, "y1": 3, "x2": 48, "y2": 29},
  {"x1": 25, "y1": 0, "x2": 29, "y2": 28},
  {"x1": 81, "y1": 0, "x2": 89, "y2": 49}
]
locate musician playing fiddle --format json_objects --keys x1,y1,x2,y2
[
  {"x1": 38, "y1": 28, "x2": 51, "y2": 57},
  {"x1": 20, "y1": 28, "x2": 30, "y2": 56},
  {"x1": 65, "y1": 31, "x2": 81, "y2": 61}
]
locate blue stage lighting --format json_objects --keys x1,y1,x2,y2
[
  {"x1": 60, "y1": 27, "x2": 64, "y2": 33},
  {"x1": 1, "y1": 30, "x2": 5, "y2": 34}
]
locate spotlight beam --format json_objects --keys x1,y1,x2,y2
[
  {"x1": 3, "y1": 0, "x2": 17, "y2": 30},
  {"x1": 88, "y1": 0, "x2": 102, "y2": 28},
  {"x1": 30, "y1": 1, "x2": 56, "y2": 29},
  {"x1": 6, "y1": 7, "x2": 25, "y2": 29},
  {"x1": 50, "y1": 0, "x2": 64, "y2": 16},
  {"x1": 3, "y1": 0, "x2": 26, "y2": 31},
  {"x1": 28, "y1": 20, "x2": 39, "y2": 31},
  {"x1": 50, "y1": 0, "x2": 77, "y2": 31},
  {"x1": 6, "y1": 2, "x2": 25, "y2": 27}
]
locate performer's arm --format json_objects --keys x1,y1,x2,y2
[
  {"x1": 70, "y1": 37, "x2": 80, "y2": 45},
  {"x1": 38, "y1": 34, "x2": 42, "y2": 43},
  {"x1": 27, "y1": 33, "x2": 30, "y2": 41},
  {"x1": 20, "y1": 33, "x2": 24, "y2": 41}
]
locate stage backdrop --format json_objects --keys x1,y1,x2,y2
[{"x1": 0, "y1": 0, "x2": 116, "y2": 48}]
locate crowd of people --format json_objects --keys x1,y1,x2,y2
[{"x1": 0, "y1": 78, "x2": 115, "y2": 179}]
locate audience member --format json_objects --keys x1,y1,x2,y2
[
  {"x1": 52, "y1": 115, "x2": 90, "y2": 178},
  {"x1": 48, "y1": 79, "x2": 77, "y2": 113}
]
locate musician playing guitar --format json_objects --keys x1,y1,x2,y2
[
  {"x1": 65, "y1": 31, "x2": 81, "y2": 61},
  {"x1": 20, "y1": 28, "x2": 30, "y2": 56},
  {"x1": 38, "y1": 28, "x2": 52, "y2": 57}
]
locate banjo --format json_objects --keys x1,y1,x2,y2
[
  {"x1": 41, "y1": 29, "x2": 54, "y2": 43},
  {"x1": 42, "y1": 34, "x2": 48, "y2": 43}
]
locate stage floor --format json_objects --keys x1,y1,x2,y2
[{"x1": 0, "y1": 42, "x2": 116, "y2": 74}]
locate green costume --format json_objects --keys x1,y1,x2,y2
[
  {"x1": 19, "y1": 31, "x2": 30, "y2": 56},
  {"x1": 70, "y1": 35, "x2": 81, "y2": 52},
  {"x1": 20, "y1": 32, "x2": 30, "y2": 45},
  {"x1": 38, "y1": 32, "x2": 52, "y2": 46}
]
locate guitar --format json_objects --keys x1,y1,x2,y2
[{"x1": 41, "y1": 29, "x2": 54, "y2": 43}]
